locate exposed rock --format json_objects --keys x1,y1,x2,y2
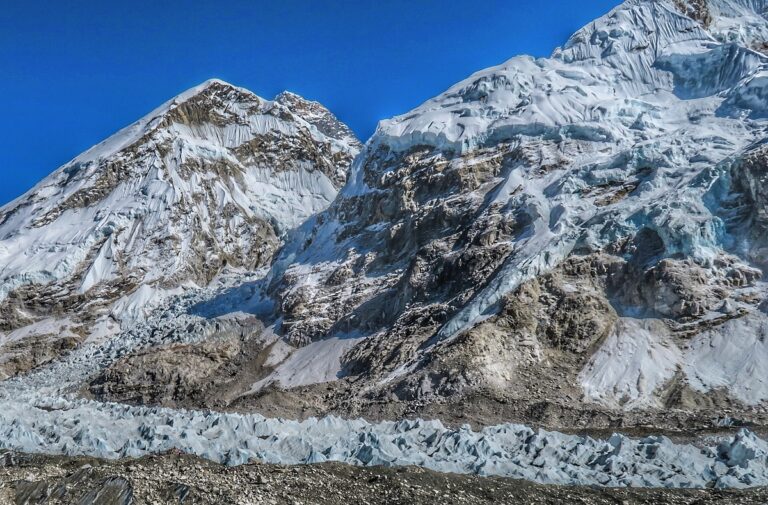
[
  {"x1": 89, "y1": 316, "x2": 275, "y2": 409},
  {"x1": 674, "y1": 0, "x2": 713, "y2": 27},
  {"x1": 0, "y1": 333, "x2": 83, "y2": 380}
]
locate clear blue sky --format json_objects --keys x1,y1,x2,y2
[{"x1": 0, "y1": 0, "x2": 619, "y2": 206}]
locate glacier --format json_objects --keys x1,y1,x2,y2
[{"x1": 0, "y1": 396, "x2": 768, "y2": 489}]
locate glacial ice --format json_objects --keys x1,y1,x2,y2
[{"x1": 0, "y1": 395, "x2": 766, "y2": 489}]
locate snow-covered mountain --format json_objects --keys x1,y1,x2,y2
[
  {"x1": 139, "y1": 0, "x2": 768, "y2": 426},
  {"x1": 2, "y1": 0, "x2": 768, "y2": 446},
  {"x1": 4, "y1": 0, "x2": 768, "y2": 493},
  {"x1": 0, "y1": 79, "x2": 360, "y2": 378}
]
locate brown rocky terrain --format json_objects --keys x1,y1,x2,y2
[{"x1": 3, "y1": 451, "x2": 768, "y2": 505}]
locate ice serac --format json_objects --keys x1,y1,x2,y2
[
  {"x1": 689, "y1": 0, "x2": 768, "y2": 52},
  {"x1": 236, "y1": 0, "x2": 768, "y2": 421},
  {"x1": 0, "y1": 79, "x2": 360, "y2": 378},
  {"x1": 3, "y1": 397, "x2": 768, "y2": 489}
]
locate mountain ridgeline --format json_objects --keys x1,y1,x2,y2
[{"x1": 2, "y1": 0, "x2": 768, "y2": 438}]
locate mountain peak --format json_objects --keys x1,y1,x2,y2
[
  {"x1": 274, "y1": 90, "x2": 308, "y2": 102},
  {"x1": 0, "y1": 77, "x2": 361, "y2": 363},
  {"x1": 197, "y1": 77, "x2": 234, "y2": 87},
  {"x1": 253, "y1": 0, "x2": 768, "y2": 426},
  {"x1": 171, "y1": 78, "x2": 256, "y2": 104},
  {"x1": 370, "y1": 0, "x2": 767, "y2": 157},
  {"x1": 68, "y1": 78, "x2": 260, "y2": 167},
  {"x1": 275, "y1": 90, "x2": 361, "y2": 149}
]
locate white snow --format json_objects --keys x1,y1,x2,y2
[
  {"x1": 79, "y1": 234, "x2": 117, "y2": 293},
  {"x1": 706, "y1": 0, "x2": 768, "y2": 50},
  {"x1": 0, "y1": 318, "x2": 77, "y2": 346},
  {"x1": 111, "y1": 284, "x2": 185, "y2": 325},
  {"x1": 580, "y1": 318, "x2": 683, "y2": 409},
  {"x1": 684, "y1": 311, "x2": 768, "y2": 404},
  {"x1": 250, "y1": 334, "x2": 365, "y2": 392}
]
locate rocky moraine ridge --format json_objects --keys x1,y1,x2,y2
[{"x1": 2, "y1": 0, "x2": 768, "y2": 502}]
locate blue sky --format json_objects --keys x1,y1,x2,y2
[{"x1": 0, "y1": 0, "x2": 619, "y2": 206}]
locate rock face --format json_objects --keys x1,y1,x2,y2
[{"x1": 0, "y1": 79, "x2": 360, "y2": 378}]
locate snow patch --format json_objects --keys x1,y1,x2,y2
[
  {"x1": 251, "y1": 334, "x2": 365, "y2": 392},
  {"x1": 684, "y1": 311, "x2": 768, "y2": 404},
  {"x1": 580, "y1": 318, "x2": 683, "y2": 409}
]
